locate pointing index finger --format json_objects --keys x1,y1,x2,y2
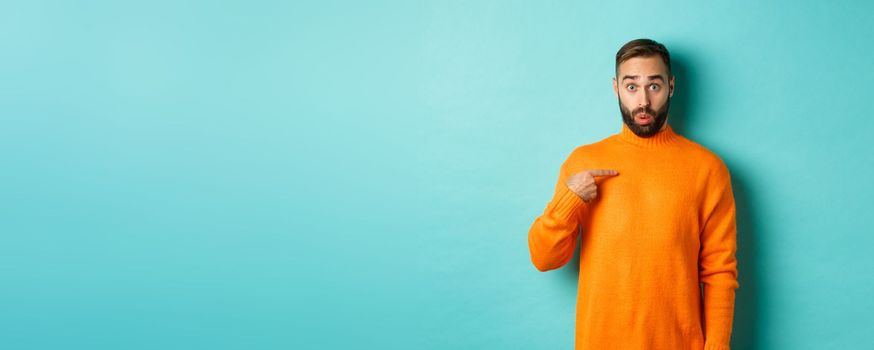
[{"x1": 587, "y1": 169, "x2": 619, "y2": 177}]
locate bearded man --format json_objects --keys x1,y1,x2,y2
[{"x1": 528, "y1": 38, "x2": 740, "y2": 350}]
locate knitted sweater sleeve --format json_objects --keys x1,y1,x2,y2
[
  {"x1": 527, "y1": 156, "x2": 585, "y2": 272},
  {"x1": 699, "y1": 160, "x2": 740, "y2": 350}
]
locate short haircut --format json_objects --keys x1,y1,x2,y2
[{"x1": 615, "y1": 38, "x2": 672, "y2": 78}]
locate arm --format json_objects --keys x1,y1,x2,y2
[
  {"x1": 699, "y1": 162, "x2": 740, "y2": 350},
  {"x1": 527, "y1": 159, "x2": 585, "y2": 272}
]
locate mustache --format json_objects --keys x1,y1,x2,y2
[{"x1": 632, "y1": 107, "x2": 657, "y2": 116}]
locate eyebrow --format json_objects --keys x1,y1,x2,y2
[{"x1": 621, "y1": 75, "x2": 665, "y2": 82}]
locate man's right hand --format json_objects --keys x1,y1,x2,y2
[{"x1": 565, "y1": 169, "x2": 619, "y2": 203}]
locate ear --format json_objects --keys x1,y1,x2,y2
[
  {"x1": 612, "y1": 77, "x2": 619, "y2": 97},
  {"x1": 669, "y1": 75, "x2": 675, "y2": 97}
]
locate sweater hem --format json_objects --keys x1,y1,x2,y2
[{"x1": 704, "y1": 342, "x2": 731, "y2": 350}]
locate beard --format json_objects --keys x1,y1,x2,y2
[{"x1": 618, "y1": 94, "x2": 670, "y2": 138}]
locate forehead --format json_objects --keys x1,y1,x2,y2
[{"x1": 617, "y1": 56, "x2": 669, "y2": 79}]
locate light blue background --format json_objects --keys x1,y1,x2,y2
[{"x1": 2, "y1": 1, "x2": 871, "y2": 349}]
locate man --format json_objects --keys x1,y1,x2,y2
[{"x1": 527, "y1": 38, "x2": 739, "y2": 350}]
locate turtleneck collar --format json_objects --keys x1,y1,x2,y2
[{"x1": 616, "y1": 121, "x2": 679, "y2": 148}]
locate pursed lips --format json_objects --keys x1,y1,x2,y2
[{"x1": 635, "y1": 113, "x2": 653, "y2": 125}]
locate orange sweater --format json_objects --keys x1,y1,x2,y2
[{"x1": 528, "y1": 123, "x2": 739, "y2": 350}]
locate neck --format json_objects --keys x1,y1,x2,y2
[{"x1": 617, "y1": 121, "x2": 678, "y2": 148}]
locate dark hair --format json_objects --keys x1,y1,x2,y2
[{"x1": 615, "y1": 38, "x2": 672, "y2": 78}]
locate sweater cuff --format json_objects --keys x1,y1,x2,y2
[
  {"x1": 546, "y1": 184, "x2": 585, "y2": 222},
  {"x1": 703, "y1": 284, "x2": 736, "y2": 346},
  {"x1": 704, "y1": 342, "x2": 730, "y2": 350}
]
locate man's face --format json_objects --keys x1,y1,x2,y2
[{"x1": 612, "y1": 56, "x2": 675, "y2": 137}]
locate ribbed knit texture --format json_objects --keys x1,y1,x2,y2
[{"x1": 528, "y1": 122, "x2": 739, "y2": 350}]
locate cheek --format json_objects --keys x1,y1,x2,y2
[
  {"x1": 619, "y1": 98, "x2": 634, "y2": 111},
  {"x1": 619, "y1": 91, "x2": 635, "y2": 104},
  {"x1": 652, "y1": 93, "x2": 669, "y2": 105}
]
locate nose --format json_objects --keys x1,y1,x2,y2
[{"x1": 638, "y1": 92, "x2": 651, "y2": 109}]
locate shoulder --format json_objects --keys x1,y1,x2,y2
[
  {"x1": 556, "y1": 135, "x2": 619, "y2": 177},
  {"x1": 565, "y1": 134, "x2": 615, "y2": 161},
  {"x1": 675, "y1": 136, "x2": 732, "y2": 185},
  {"x1": 678, "y1": 134, "x2": 728, "y2": 166}
]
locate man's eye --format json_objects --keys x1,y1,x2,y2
[
  {"x1": 627, "y1": 85, "x2": 636, "y2": 91},
  {"x1": 649, "y1": 84, "x2": 660, "y2": 90}
]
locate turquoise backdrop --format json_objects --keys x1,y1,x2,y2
[{"x1": 2, "y1": 1, "x2": 871, "y2": 349}]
